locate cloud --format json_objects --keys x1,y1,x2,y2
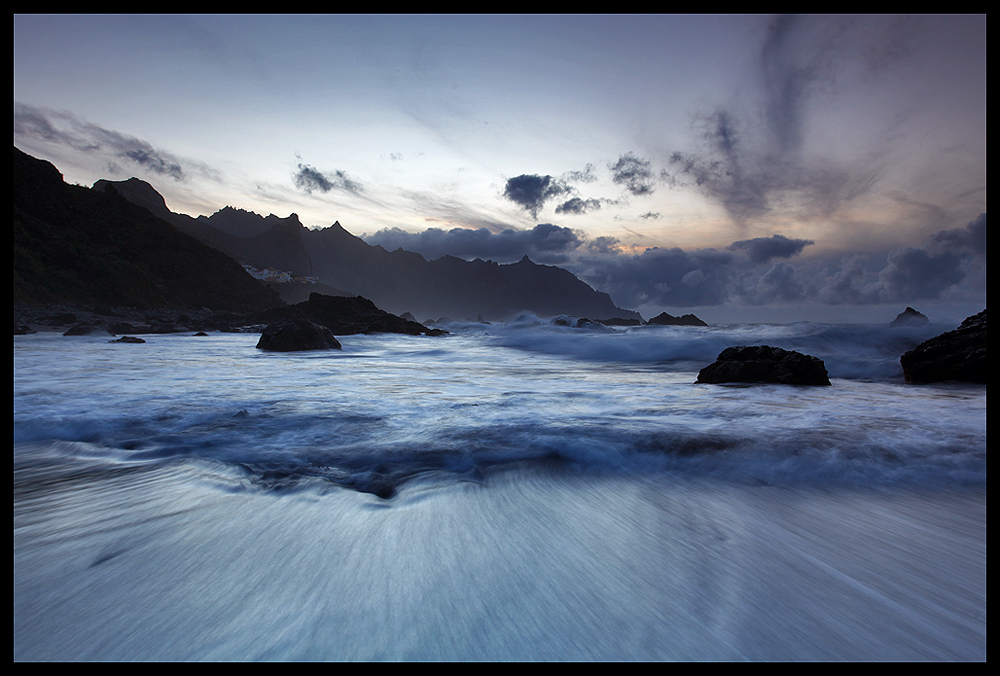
[
  {"x1": 362, "y1": 222, "x2": 584, "y2": 264},
  {"x1": 501, "y1": 174, "x2": 573, "y2": 219},
  {"x1": 609, "y1": 152, "x2": 655, "y2": 196},
  {"x1": 14, "y1": 102, "x2": 194, "y2": 181},
  {"x1": 575, "y1": 213, "x2": 984, "y2": 310},
  {"x1": 555, "y1": 197, "x2": 602, "y2": 215},
  {"x1": 727, "y1": 234, "x2": 814, "y2": 264},
  {"x1": 293, "y1": 163, "x2": 363, "y2": 195}
]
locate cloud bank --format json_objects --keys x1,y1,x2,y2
[
  {"x1": 14, "y1": 103, "x2": 198, "y2": 181},
  {"x1": 364, "y1": 212, "x2": 985, "y2": 315}
]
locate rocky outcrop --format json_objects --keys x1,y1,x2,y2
[
  {"x1": 646, "y1": 312, "x2": 708, "y2": 327},
  {"x1": 256, "y1": 319, "x2": 342, "y2": 352},
  {"x1": 696, "y1": 345, "x2": 831, "y2": 386},
  {"x1": 890, "y1": 307, "x2": 930, "y2": 327},
  {"x1": 900, "y1": 310, "x2": 986, "y2": 384},
  {"x1": 252, "y1": 292, "x2": 447, "y2": 337}
]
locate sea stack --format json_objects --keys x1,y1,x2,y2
[{"x1": 890, "y1": 307, "x2": 930, "y2": 327}]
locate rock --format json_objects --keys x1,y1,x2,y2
[
  {"x1": 256, "y1": 319, "x2": 342, "y2": 352},
  {"x1": 890, "y1": 307, "x2": 930, "y2": 327},
  {"x1": 252, "y1": 293, "x2": 447, "y2": 337},
  {"x1": 697, "y1": 345, "x2": 831, "y2": 386},
  {"x1": 598, "y1": 317, "x2": 642, "y2": 326},
  {"x1": 63, "y1": 324, "x2": 101, "y2": 336},
  {"x1": 109, "y1": 336, "x2": 146, "y2": 343},
  {"x1": 900, "y1": 310, "x2": 986, "y2": 384},
  {"x1": 646, "y1": 312, "x2": 708, "y2": 327}
]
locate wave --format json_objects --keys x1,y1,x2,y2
[
  {"x1": 437, "y1": 314, "x2": 946, "y2": 381},
  {"x1": 15, "y1": 394, "x2": 986, "y2": 499}
]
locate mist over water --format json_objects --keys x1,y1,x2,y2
[{"x1": 14, "y1": 319, "x2": 986, "y2": 661}]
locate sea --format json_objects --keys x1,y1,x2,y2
[{"x1": 13, "y1": 315, "x2": 987, "y2": 661}]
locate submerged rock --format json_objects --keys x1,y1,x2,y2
[
  {"x1": 890, "y1": 307, "x2": 930, "y2": 327},
  {"x1": 256, "y1": 319, "x2": 342, "y2": 352},
  {"x1": 900, "y1": 310, "x2": 986, "y2": 384},
  {"x1": 697, "y1": 345, "x2": 831, "y2": 386},
  {"x1": 109, "y1": 336, "x2": 146, "y2": 343}
]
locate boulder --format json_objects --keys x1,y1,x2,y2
[
  {"x1": 109, "y1": 336, "x2": 146, "y2": 343},
  {"x1": 890, "y1": 307, "x2": 930, "y2": 327},
  {"x1": 697, "y1": 345, "x2": 831, "y2": 386},
  {"x1": 251, "y1": 293, "x2": 447, "y2": 337},
  {"x1": 256, "y1": 319, "x2": 342, "y2": 352},
  {"x1": 900, "y1": 310, "x2": 986, "y2": 384}
]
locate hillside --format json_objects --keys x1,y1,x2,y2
[{"x1": 13, "y1": 147, "x2": 283, "y2": 313}]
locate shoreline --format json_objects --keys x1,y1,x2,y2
[{"x1": 14, "y1": 462, "x2": 986, "y2": 661}]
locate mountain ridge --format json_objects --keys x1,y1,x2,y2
[
  {"x1": 14, "y1": 147, "x2": 283, "y2": 314},
  {"x1": 93, "y1": 175, "x2": 644, "y2": 323}
]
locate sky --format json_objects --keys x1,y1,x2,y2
[{"x1": 14, "y1": 14, "x2": 986, "y2": 323}]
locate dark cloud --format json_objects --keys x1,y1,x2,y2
[
  {"x1": 578, "y1": 246, "x2": 737, "y2": 308},
  {"x1": 575, "y1": 213, "x2": 984, "y2": 310},
  {"x1": 293, "y1": 163, "x2": 363, "y2": 195},
  {"x1": 727, "y1": 234, "x2": 814, "y2": 264},
  {"x1": 609, "y1": 152, "x2": 655, "y2": 196},
  {"x1": 502, "y1": 174, "x2": 573, "y2": 218},
  {"x1": 926, "y1": 212, "x2": 986, "y2": 257},
  {"x1": 817, "y1": 214, "x2": 986, "y2": 305},
  {"x1": 14, "y1": 102, "x2": 189, "y2": 181},
  {"x1": 362, "y1": 222, "x2": 583, "y2": 264},
  {"x1": 555, "y1": 197, "x2": 602, "y2": 215}
]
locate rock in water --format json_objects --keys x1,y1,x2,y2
[
  {"x1": 646, "y1": 312, "x2": 708, "y2": 326},
  {"x1": 697, "y1": 345, "x2": 831, "y2": 386},
  {"x1": 256, "y1": 319, "x2": 342, "y2": 352},
  {"x1": 900, "y1": 310, "x2": 986, "y2": 384},
  {"x1": 890, "y1": 307, "x2": 930, "y2": 327}
]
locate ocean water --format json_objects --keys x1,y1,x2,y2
[{"x1": 13, "y1": 317, "x2": 986, "y2": 661}]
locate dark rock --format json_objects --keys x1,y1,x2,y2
[
  {"x1": 63, "y1": 324, "x2": 101, "y2": 336},
  {"x1": 109, "y1": 336, "x2": 146, "y2": 343},
  {"x1": 900, "y1": 310, "x2": 986, "y2": 384},
  {"x1": 256, "y1": 319, "x2": 343, "y2": 352},
  {"x1": 647, "y1": 312, "x2": 708, "y2": 327},
  {"x1": 253, "y1": 293, "x2": 447, "y2": 337},
  {"x1": 598, "y1": 317, "x2": 643, "y2": 326},
  {"x1": 890, "y1": 307, "x2": 930, "y2": 327},
  {"x1": 697, "y1": 345, "x2": 831, "y2": 386}
]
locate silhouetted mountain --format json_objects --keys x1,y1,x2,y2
[
  {"x1": 91, "y1": 182, "x2": 315, "y2": 278},
  {"x1": 14, "y1": 147, "x2": 283, "y2": 313},
  {"x1": 90, "y1": 170, "x2": 643, "y2": 323},
  {"x1": 157, "y1": 206, "x2": 640, "y2": 322}
]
